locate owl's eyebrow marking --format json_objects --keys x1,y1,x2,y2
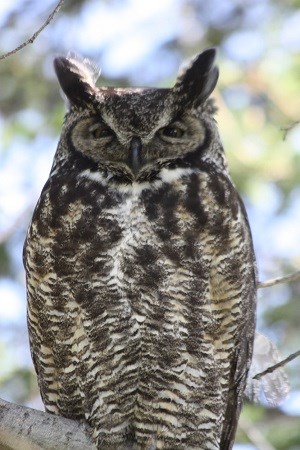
[{"x1": 165, "y1": 111, "x2": 188, "y2": 127}]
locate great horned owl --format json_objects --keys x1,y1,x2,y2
[{"x1": 24, "y1": 49, "x2": 257, "y2": 450}]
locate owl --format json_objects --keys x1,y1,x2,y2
[{"x1": 24, "y1": 48, "x2": 257, "y2": 450}]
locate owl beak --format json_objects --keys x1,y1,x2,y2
[{"x1": 128, "y1": 136, "x2": 143, "y2": 174}]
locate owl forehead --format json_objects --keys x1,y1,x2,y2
[{"x1": 96, "y1": 87, "x2": 174, "y2": 134}]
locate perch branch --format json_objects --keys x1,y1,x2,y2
[
  {"x1": 0, "y1": 397, "x2": 94, "y2": 450},
  {"x1": 258, "y1": 270, "x2": 300, "y2": 289},
  {"x1": 0, "y1": 0, "x2": 64, "y2": 61}
]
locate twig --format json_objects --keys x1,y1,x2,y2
[
  {"x1": 253, "y1": 349, "x2": 300, "y2": 381},
  {"x1": 0, "y1": 207, "x2": 32, "y2": 244},
  {"x1": 239, "y1": 417, "x2": 276, "y2": 450},
  {"x1": 0, "y1": 0, "x2": 64, "y2": 61},
  {"x1": 258, "y1": 270, "x2": 300, "y2": 288},
  {"x1": 281, "y1": 121, "x2": 299, "y2": 141}
]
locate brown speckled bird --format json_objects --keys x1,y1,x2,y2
[{"x1": 24, "y1": 48, "x2": 257, "y2": 450}]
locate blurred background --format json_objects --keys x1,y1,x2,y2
[{"x1": 0, "y1": 0, "x2": 299, "y2": 448}]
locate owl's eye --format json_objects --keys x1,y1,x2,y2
[
  {"x1": 158, "y1": 125, "x2": 185, "y2": 139},
  {"x1": 89, "y1": 124, "x2": 114, "y2": 139}
]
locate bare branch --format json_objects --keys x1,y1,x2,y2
[
  {"x1": 253, "y1": 349, "x2": 300, "y2": 381},
  {"x1": 258, "y1": 270, "x2": 300, "y2": 289},
  {"x1": 0, "y1": 207, "x2": 32, "y2": 244},
  {"x1": 281, "y1": 121, "x2": 299, "y2": 141},
  {"x1": 239, "y1": 417, "x2": 276, "y2": 450},
  {"x1": 0, "y1": 397, "x2": 95, "y2": 450},
  {"x1": 0, "y1": 0, "x2": 64, "y2": 61}
]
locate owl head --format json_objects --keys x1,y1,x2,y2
[{"x1": 54, "y1": 49, "x2": 220, "y2": 182}]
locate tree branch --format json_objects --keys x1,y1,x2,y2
[
  {"x1": 239, "y1": 417, "x2": 276, "y2": 450},
  {"x1": 255, "y1": 271, "x2": 300, "y2": 382},
  {"x1": 258, "y1": 270, "x2": 300, "y2": 289},
  {"x1": 253, "y1": 349, "x2": 300, "y2": 381},
  {"x1": 0, "y1": 397, "x2": 95, "y2": 450},
  {"x1": 0, "y1": 207, "x2": 32, "y2": 244},
  {"x1": 0, "y1": 0, "x2": 64, "y2": 61},
  {"x1": 281, "y1": 121, "x2": 299, "y2": 141}
]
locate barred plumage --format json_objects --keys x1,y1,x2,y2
[{"x1": 24, "y1": 49, "x2": 257, "y2": 449}]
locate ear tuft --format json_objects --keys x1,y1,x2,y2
[
  {"x1": 54, "y1": 53, "x2": 100, "y2": 107},
  {"x1": 65, "y1": 52, "x2": 101, "y2": 85},
  {"x1": 174, "y1": 48, "x2": 219, "y2": 107}
]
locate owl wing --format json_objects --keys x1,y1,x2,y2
[
  {"x1": 220, "y1": 327, "x2": 253, "y2": 450},
  {"x1": 210, "y1": 193, "x2": 257, "y2": 450},
  {"x1": 24, "y1": 181, "x2": 90, "y2": 419}
]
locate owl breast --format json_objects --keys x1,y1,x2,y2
[{"x1": 25, "y1": 162, "x2": 255, "y2": 450}]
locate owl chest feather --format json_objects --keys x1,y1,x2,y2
[{"x1": 27, "y1": 166, "x2": 251, "y2": 350}]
